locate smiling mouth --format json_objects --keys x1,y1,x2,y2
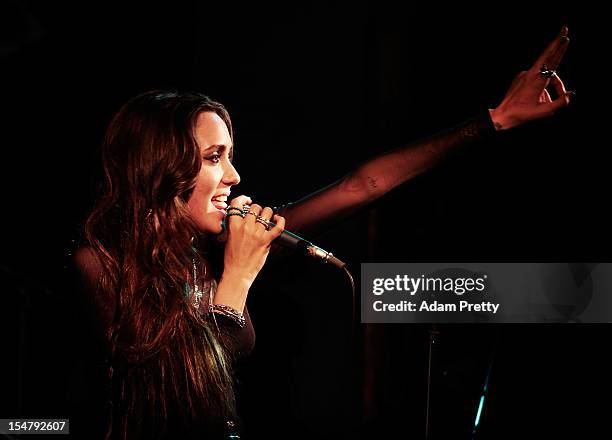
[{"x1": 211, "y1": 196, "x2": 228, "y2": 211}]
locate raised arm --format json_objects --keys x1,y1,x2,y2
[{"x1": 281, "y1": 27, "x2": 573, "y2": 236}]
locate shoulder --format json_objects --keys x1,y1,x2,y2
[
  {"x1": 72, "y1": 246, "x2": 104, "y2": 289},
  {"x1": 72, "y1": 245, "x2": 115, "y2": 332}
]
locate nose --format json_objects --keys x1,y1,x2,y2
[{"x1": 222, "y1": 160, "x2": 241, "y2": 186}]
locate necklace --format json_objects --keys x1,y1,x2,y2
[
  {"x1": 191, "y1": 254, "x2": 222, "y2": 332},
  {"x1": 192, "y1": 257, "x2": 202, "y2": 308}
]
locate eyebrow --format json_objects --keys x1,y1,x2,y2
[
  {"x1": 204, "y1": 144, "x2": 233, "y2": 153},
  {"x1": 204, "y1": 143, "x2": 234, "y2": 158}
]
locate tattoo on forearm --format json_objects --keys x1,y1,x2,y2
[
  {"x1": 459, "y1": 125, "x2": 480, "y2": 138},
  {"x1": 367, "y1": 176, "x2": 378, "y2": 189}
]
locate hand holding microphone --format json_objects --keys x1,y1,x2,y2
[
  {"x1": 222, "y1": 199, "x2": 346, "y2": 269},
  {"x1": 221, "y1": 196, "x2": 286, "y2": 286}
]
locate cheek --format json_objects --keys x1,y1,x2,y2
[
  {"x1": 189, "y1": 168, "x2": 221, "y2": 209},
  {"x1": 197, "y1": 168, "x2": 221, "y2": 193}
]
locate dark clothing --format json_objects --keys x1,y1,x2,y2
[
  {"x1": 212, "y1": 308, "x2": 256, "y2": 361},
  {"x1": 67, "y1": 252, "x2": 254, "y2": 439}
]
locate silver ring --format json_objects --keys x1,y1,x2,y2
[
  {"x1": 255, "y1": 217, "x2": 271, "y2": 231},
  {"x1": 539, "y1": 64, "x2": 556, "y2": 78}
]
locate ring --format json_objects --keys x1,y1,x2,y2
[
  {"x1": 226, "y1": 206, "x2": 244, "y2": 215},
  {"x1": 226, "y1": 212, "x2": 245, "y2": 219},
  {"x1": 539, "y1": 64, "x2": 556, "y2": 78},
  {"x1": 255, "y1": 218, "x2": 271, "y2": 231},
  {"x1": 242, "y1": 204, "x2": 251, "y2": 214},
  {"x1": 246, "y1": 210, "x2": 259, "y2": 218}
]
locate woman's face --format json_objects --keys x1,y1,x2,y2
[{"x1": 188, "y1": 111, "x2": 240, "y2": 234}]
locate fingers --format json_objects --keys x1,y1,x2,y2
[
  {"x1": 537, "y1": 73, "x2": 570, "y2": 115},
  {"x1": 539, "y1": 89, "x2": 552, "y2": 104},
  {"x1": 259, "y1": 207, "x2": 274, "y2": 223},
  {"x1": 226, "y1": 195, "x2": 252, "y2": 225},
  {"x1": 232, "y1": 202, "x2": 280, "y2": 242},
  {"x1": 493, "y1": 28, "x2": 573, "y2": 130},
  {"x1": 549, "y1": 73, "x2": 567, "y2": 97},
  {"x1": 244, "y1": 204, "x2": 273, "y2": 228},
  {"x1": 530, "y1": 26, "x2": 570, "y2": 76},
  {"x1": 251, "y1": 206, "x2": 277, "y2": 240},
  {"x1": 228, "y1": 195, "x2": 252, "y2": 211},
  {"x1": 269, "y1": 214, "x2": 285, "y2": 240},
  {"x1": 538, "y1": 90, "x2": 573, "y2": 118},
  {"x1": 243, "y1": 203, "x2": 263, "y2": 224}
]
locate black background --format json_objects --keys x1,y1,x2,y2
[{"x1": 1, "y1": 1, "x2": 609, "y2": 439}]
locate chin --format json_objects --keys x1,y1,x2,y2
[
  {"x1": 200, "y1": 223, "x2": 223, "y2": 235},
  {"x1": 201, "y1": 211, "x2": 225, "y2": 235}
]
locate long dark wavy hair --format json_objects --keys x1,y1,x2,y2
[{"x1": 83, "y1": 90, "x2": 236, "y2": 438}]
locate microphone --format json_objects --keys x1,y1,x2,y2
[
  {"x1": 221, "y1": 216, "x2": 346, "y2": 268},
  {"x1": 270, "y1": 223, "x2": 347, "y2": 269}
]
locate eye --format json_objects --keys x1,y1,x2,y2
[{"x1": 205, "y1": 153, "x2": 221, "y2": 164}]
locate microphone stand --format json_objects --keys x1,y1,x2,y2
[{"x1": 425, "y1": 324, "x2": 440, "y2": 440}]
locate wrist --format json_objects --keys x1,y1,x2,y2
[
  {"x1": 220, "y1": 268, "x2": 255, "y2": 288},
  {"x1": 209, "y1": 304, "x2": 246, "y2": 328},
  {"x1": 488, "y1": 108, "x2": 508, "y2": 131},
  {"x1": 215, "y1": 271, "x2": 253, "y2": 311}
]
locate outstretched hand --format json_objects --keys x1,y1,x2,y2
[{"x1": 490, "y1": 26, "x2": 573, "y2": 131}]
